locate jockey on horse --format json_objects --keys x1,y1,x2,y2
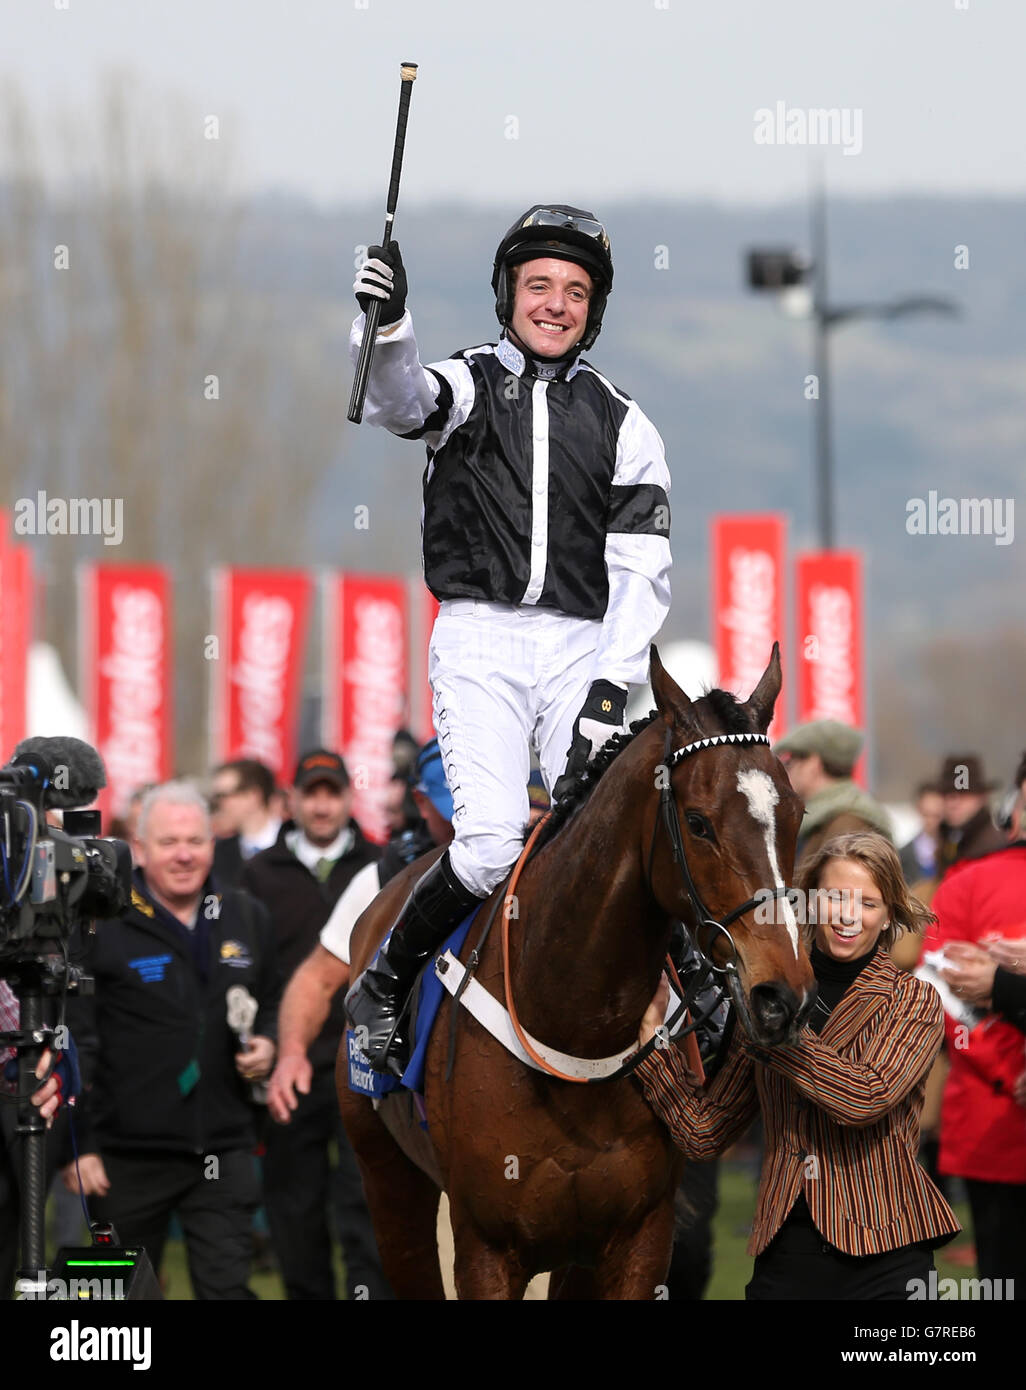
[{"x1": 346, "y1": 205, "x2": 672, "y2": 1077}]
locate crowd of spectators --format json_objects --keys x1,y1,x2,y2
[{"x1": 2, "y1": 712, "x2": 1023, "y2": 1301}]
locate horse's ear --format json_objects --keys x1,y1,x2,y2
[
  {"x1": 650, "y1": 644, "x2": 696, "y2": 728},
  {"x1": 745, "y1": 642, "x2": 782, "y2": 733}
]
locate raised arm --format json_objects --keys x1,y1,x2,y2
[{"x1": 350, "y1": 242, "x2": 473, "y2": 446}]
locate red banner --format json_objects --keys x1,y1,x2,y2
[
  {"x1": 0, "y1": 527, "x2": 32, "y2": 759},
  {"x1": 711, "y1": 514, "x2": 787, "y2": 739},
  {"x1": 322, "y1": 573, "x2": 408, "y2": 845},
  {"x1": 210, "y1": 568, "x2": 312, "y2": 785},
  {"x1": 794, "y1": 550, "x2": 865, "y2": 783},
  {"x1": 79, "y1": 563, "x2": 173, "y2": 824}
]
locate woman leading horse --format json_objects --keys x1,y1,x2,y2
[{"x1": 637, "y1": 830, "x2": 960, "y2": 1300}]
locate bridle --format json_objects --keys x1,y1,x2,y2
[
  {"x1": 647, "y1": 725, "x2": 791, "y2": 974},
  {"x1": 489, "y1": 722, "x2": 796, "y2": 1084}
]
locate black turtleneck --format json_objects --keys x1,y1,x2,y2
[{"x1": 807, "y1": 941, "x2": 879, "y2": 1035}]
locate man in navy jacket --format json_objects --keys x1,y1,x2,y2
[{"x1": 64, "y1": 781, "x2": 281, "y2": 1299}]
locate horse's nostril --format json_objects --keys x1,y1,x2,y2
[{"x1": 750, "y1": 982, "x2": 801, "y2": 1039}]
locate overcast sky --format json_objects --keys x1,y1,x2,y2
[{"x1": 6, "y1": 0, "x2": 1024, "y2": 208}]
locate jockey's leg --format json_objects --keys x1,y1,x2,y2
[
  {"x1": 533, "y1": 612, "x2": 602, "y2": 795},
  {"x1": 345, "y1": 601, "x2": 534, "y2": 1076}
]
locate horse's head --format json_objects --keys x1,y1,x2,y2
[{"x1": 646, "y1": 643, "x2": 816, "y2": 1047}]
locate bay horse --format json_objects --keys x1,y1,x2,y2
[{"x1": 338, "y1": 644, "x2": 815, "y2": 1299}]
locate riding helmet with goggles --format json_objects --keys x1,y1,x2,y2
[{"x1": 491, "y1": 205, "x2": 613, "y2": 352}]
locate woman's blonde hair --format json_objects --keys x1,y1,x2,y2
[{"x1": 793, "y1": 831, "x2": 936, "y2": 950}]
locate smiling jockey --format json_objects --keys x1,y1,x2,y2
[{"x1": 345, "y1": 205, "x2": 672, "y2": 1076}]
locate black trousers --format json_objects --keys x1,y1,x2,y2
[
  {"x1": 746, "y1": 1214, "x2": 934, "y2": 1300},
  {"x1": 262, "y1": 1061, "x2": 392, "y2": 1300},
  {"x1": 965, "y1": 1178, "x2": 1026, "y2": 1297},
  {"x1": 93, "y1": 1147, "x2": 259, "y2": 1299}
]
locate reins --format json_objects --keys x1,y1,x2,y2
[{"x1": 485, "y1": 723, "x2": 790, "y2": 1085}]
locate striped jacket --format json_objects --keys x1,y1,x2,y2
[{"x1": 637, "y1": 948, "x2": 960, "y2": 1257}]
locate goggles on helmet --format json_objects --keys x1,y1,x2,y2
[{"x1": 516, "y1": 209, "x2": 610, "y2": 255}]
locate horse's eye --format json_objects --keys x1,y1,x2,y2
[{"x1": 685, "y1": 813, "x2": 711, "y2": 840}]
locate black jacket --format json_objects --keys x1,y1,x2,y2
[
  {"x1": 70, "y1": 875, "x2": 281, "y2": 1156},
  {"x1": 238, "y1": 821, "x2": 380, "y2": 1068},
  {"x1": 212, "y1": 834, "x2": 246, "y2": 890},
  {"x1": 993, "y1": 966, "x2": 1026, "y2": 1036}
]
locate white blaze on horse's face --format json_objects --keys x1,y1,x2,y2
[{"x1": 735, "y1": 767, "x2": 799, "y2": 959}]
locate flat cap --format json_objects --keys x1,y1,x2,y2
[{"x1": 773, "y1": 719, "x2": 863, "y2": 773}]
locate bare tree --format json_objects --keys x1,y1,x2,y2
[{"x1": 0, "y1": 75, "x2": 347, "y2": 773}]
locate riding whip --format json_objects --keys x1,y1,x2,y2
[{"x1": 347, "y1": 61, "x2": 418, "y2": 424}]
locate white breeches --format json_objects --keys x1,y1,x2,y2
[{"x1": 429, "y1": 599, "x2": 601, "y2": 897}]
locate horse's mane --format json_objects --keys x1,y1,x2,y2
[{"x1": 533, "y1": 686, "x2": 758, "y2": 850}]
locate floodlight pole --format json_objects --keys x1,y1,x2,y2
[{"x1": 811, "y1": 168, "x2": 835, "y2": 551}]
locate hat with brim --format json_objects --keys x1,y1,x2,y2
[
  {"x1": 773, "y1": 720, "x2": 863, "y2": 772},
  {"x1": 936, "y1": 754, "x2": 1000, "y2": 795}
]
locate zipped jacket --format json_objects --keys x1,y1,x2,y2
[{"x1": 70, "y1": 876, "x2": 281, "y2": 1155}]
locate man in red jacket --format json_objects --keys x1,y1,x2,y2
[{"x1": 924, "y1": 749, "x2": 1026, "y2": 1296}]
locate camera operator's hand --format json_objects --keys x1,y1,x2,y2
[
  {"x1": 4, "y1": 1043, "x2": 78, "y2": 1129},
  {"x1": 235, "y1": 1035, "x2": 275, "y2": 1082},
  {"x1": 31, "y1": 1048, "x2": 62, "y2": 1125},
  {"x1": 267, "y1": 1052, "x2": 313, "y2": 1125},
  {"x1": 62, "y1": 1153, "x2": 110, "y2": 1197}
]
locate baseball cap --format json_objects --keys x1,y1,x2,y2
[
  {"x1": 294, "y1": 749, "x2": 350, "y2": 792},
  {"x1": 414, "y1": 739, "x2": 454, "y2": 823}
]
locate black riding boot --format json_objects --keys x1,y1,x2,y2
[{"x1": 344, "y1": 850, "x2": 483, "y2": 1078}]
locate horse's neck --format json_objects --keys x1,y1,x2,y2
[{"x1": 511, "y1": 746, "x2": 670, "y2": 1054}]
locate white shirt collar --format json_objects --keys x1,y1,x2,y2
[
  {"x1": 240, "y1": 817, "x2": 281, "y2": 859},
  {"x1": 286, "y1": 825, "x2": 355, "y2": 874}
]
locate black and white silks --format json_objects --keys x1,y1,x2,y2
[{"x1": 348, "y1": 309, "x2": 671, "y2": 688}]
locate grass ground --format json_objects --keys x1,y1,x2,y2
[{"x1": 87, "y1": 1161, "x2": 973, "y2": 1301}]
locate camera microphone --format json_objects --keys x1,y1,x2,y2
[{"x1": 8, "y1": 737, "x2": 107, "y2": 810}]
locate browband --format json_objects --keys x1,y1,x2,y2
[{"x1": 667, "y1": 732, "x2": 770, "y2": 767}]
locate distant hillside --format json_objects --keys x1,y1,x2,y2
[
  {"x1": 7, "y1": 183, "x2": 1021, "y2": 793},
  {"x1": 239, "y1": 195, "x2": 1023, "y2": 633}
]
